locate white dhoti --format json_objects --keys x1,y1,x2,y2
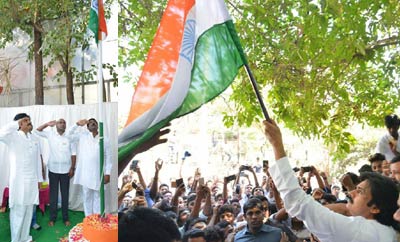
[
  {"x1": 10, "y1": 204, "x2": 33, "y2": 242},
  {"x1": 82, "y1": 186, "x2": 100, "y2": 216}
]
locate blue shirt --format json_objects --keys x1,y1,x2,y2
[
  {"x1": 144, "y1": 188, "x2": 154, "y2": 207},
  {"x1": 234, "y1": 224, "x2": 281, "y2": 242}
]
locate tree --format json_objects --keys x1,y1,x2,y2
[
  {"x1": 43, "y1": 1, "x2": 91, "y2": 104},
  {"x1": 119, "y1": 0, "x2": 400, "y2": 160},
  {"x1": 44, "y1": 0, "x2": 117, "y2": 104},
  {"x1": 0, "y1": 0, "x2": 61, "y2": 104},
  {"x1": 0, "y1": 0, "x2": 116, "y2": 105}
]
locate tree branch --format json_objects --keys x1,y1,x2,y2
[{"x1": 366, "y1": 36, "x2": 400, "y2": 50}]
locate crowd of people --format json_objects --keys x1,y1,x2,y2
[
  {"x1": 118, "y1": 115, "x2": 400, "y2": 242},
  {"x1": 0, "y1": 113, "x2": 112, "y2": 242}
]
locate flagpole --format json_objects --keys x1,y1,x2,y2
[
  {"x1": 243, "y1": 63, "x2": 270, "y2": 121},
  {"x1": 97, "y1": 39, "x2": 105, "y2": 217}
]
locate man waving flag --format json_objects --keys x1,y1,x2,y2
[{"x1": 118, "y1": 0, "x2": 248, "y2": 162}]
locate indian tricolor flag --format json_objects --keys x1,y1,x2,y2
[
  {"x1": 89, "y1": 0, "x2": 108, "y2": 43},
  {"x1": 118, "y1": 0, "x2": 247, "y2": 161}
]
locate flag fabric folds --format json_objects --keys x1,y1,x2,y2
[
  {"x1": 118, "y1": 0, "x2": 247, "y2": 161},
  {"x1": 89, "y1": 0, "x2": 108, "y2": 43}
]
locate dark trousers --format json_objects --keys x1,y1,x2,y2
[{"x1": 49, "y1": 171, "x2": 70, "y2": 222}]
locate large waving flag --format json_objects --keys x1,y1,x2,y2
[
  {"x1": 89, "y1": 0, "x2": 108, "y2": 43},
  {"x1": 118, "y1": 0, "x2": 247, "y2": 161}
]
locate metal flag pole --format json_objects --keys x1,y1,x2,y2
[{"x1": 243, "y1": 63, "x2": 270, "y2": 121}]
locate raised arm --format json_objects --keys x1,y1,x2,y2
[
  {"x1": 311, "y1": 166, "x2": 325, "y2": 190},
  {"x1": 190, "y1": 185, "x2": 209, "y2": 219},
  {"x1": 64, "y1": 119, "x2": 88, "y2": 143},
  {"x1": 135, "y1": 165, "x2": 147, "y2": 189},
  {"x1": 190, "y1": 168, "x2": 201, "y2": 192},
  {"x1": 171, "y1": 183, "x2": 186, "y2": 214},
  {"x1": 149, "y1": 159, "x2": 163, "y2": 200},
  {"x1": 248, "y1": 166, "x2": 259, "y2": 187},
  {"x1": 0, "y1": 121, "x2": 19, "y2": 143},
  {"x1": 263, "y1": 119, "x2": 362, "y2": 242},
  {"x1": 36, "y1": 120, "x2": 56, "y2": 132},
  {"x1": 118, "y1": 127, "x2": 170, "y2": 176}
]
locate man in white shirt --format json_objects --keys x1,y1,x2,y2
[
  {"x1": 376, "y1": 114, "x2": 400, "y2": 161},
  {"x1": 0, "y1": 113, "x2": 41, "y2": 242},
  {"x1": 69, "y1": 118, "x2": 112, "y2": 216},
  {"x1": 28, "y1": 123, "x2": 45, "y2": 231},
  {"x1": 263, "y1": 119, "x2": 398, "y2": 242},
  {"x1": 35, "y1": 118, "x2": 76, "y2": 226}
]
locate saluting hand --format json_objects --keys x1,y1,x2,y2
[
  {"x1": 47, "y1": 120, "x2": 57, "y2": 127},
  {"x1": 76, "y1": 119, "x2": 88, "y2": 126}
]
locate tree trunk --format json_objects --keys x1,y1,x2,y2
[
  {"x1": 66, "y1": 68, "x2": 74, "y2": 104},
  {"x1": 33, "y1": 26, "x2": 44, "y2": 104},
  {"x1": 60, "y1": 47, "x2": 74, "y2": 104}
]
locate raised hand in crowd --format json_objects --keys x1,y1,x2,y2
[
  {"x1": 190, "y1": 167, "x2": 201, "y2": 192},
  {"x1": 247, "y1": 165, "x2": 260, "y2": 187},
  {"x1": 310, "y1": 166, "x2": 325, "y2": 190},
  {"x1": 118, "y1": 124, "x2": 170, "y2": 175},
  {"x1": 155, "y1": 158, "x2": 163, "y2": 172},
  {"x1": 312, "y1": 188, "x2": 324, "y2": 201},
  {"x1": 118, "y1": 182, "x2": 133, "y2": 207},
  {"x1": 339, "y1": 173, "x2": 356, "y2": 192},
  {"x1": 190, "y1": 185, "x2": 211, "y2": 219},
  {"x1": 171, "y1": 183, "x2": 186, "y2": 213},
  {"x1": 132, "y1": 194, "x2": 147, "y2": 208},
  {"x1": 134, "y1": 165, "x2": 147, "y2": 189},
  {"x1": 150, "y1": 158, "x2": 163, "y2": 200},
  {"x1": 207, "y1": 204, "x2": 221, "y2": 227}
]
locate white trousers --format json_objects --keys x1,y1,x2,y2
[
  {"x1": 82, "y1": 187, "x2": 100, "y2": 216},
  {"x1": 10, "y1": 204, "x2": 33, "y2": 242}
]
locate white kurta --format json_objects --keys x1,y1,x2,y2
[
  {"x1": 0, "y1": 121, "x2": 41, "y2": 242},
  {"x1": 69, "y1": 125, "x2": 112, "y2": 191},
  {"x1": 34, "y1": 129, "x2": 75, "y2": 174},
  {"x1": 375, "y1": 134, "x2": 400, "y2": 162},
  {"x1": 0, "y1": 121, "x2": 40, "y2": 207},
  {"x1": 269, "y1": 157, "x2": 397, "y2": 242}
]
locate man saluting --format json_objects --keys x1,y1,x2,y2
[{"x1": 0, "y1": 113, "x2": 42, "y2": 242}]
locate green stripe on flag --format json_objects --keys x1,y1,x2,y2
[
  {"x1": 177, "y1": 20, "x2": 246, "y2": 117},
  {"x1": 89, "y1": 9, "x2": 99, "y2": 43}
]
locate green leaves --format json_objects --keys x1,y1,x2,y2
[{"x1": 119, "y1": 0, "x2": 400, "y2": 161}]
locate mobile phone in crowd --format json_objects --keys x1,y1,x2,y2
[
  {"x1": 132, "y1": 182, "x2": 144, "y2": 196},
  {"x1": 263, "y1": 160, "x2": 269, "y2": 169},
  {"x1": 225, "y1": 174, "x2": 236, "y2": 182},
  {"x1": 130, "y1": 160, "x2": 139, "y2": 171},
  {"x1": 199, "y1": 177, "x2": 205, "y2": 186},
  {"x1": 176, "y1": 178, "x2": 184, "y2": 188},
  {"x1": 242, "y1": 165, "x2": 251, "y2": 170},
  {"x1": 301, "y1": 166, "x2": 313, "y2": 172}
]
